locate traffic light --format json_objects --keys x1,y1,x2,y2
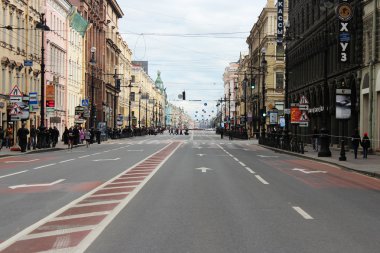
[
  {"x1": 251, "y1": 78, "x2": 256, "y2": 89},
  {"x1": 182, "y1": 91, "x2": 186, "y2": 100}
]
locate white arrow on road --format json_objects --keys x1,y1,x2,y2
[
  {"x1": 195, "y1": 167, "x2": 212, "y2": 173},
  {"x1": 5, "y1": 159, "x2": 39, "y2": 163},
  {"x1": 292, "y1": 168, "x2": 327, "y2": 174},
  {"x1": 257, "y1": 155, "x2": 279, "y2": 158},
  {"x1": 197, "y1": 154, "x2": 206, "y2": 157},
  {"x1": 93, "y1": 158, "x2": 120, "y2": 162},
  {"x1": 9, "y1": 179, "x2": 66, "y2": 189}
]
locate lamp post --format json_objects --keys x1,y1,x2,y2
[
  {"x1": 145, "y1": 93, "x2": 149, "y2": 128},
  {"x1": 36, "y1": 13, "x2": 50, "y2": 148},
  {"x1": 89, "y1": 47, "x2": 96, "y2": 130},
  {"x1": 127, "y1": 80, "x2": 133, "y2": 129},
  {"x1": 228, "y1": 87, "x2": 231, "y2": 132},
  {"x1": 234, "y1": 83, "x2": 238, "y2": 133},
  {"x1": 261, "y1": 48, "x2": 267, "y2": 139},
  {"x1": 318, "y1": 0, "x2": 333, "y2": 157},
  {"x1": 243, "y1": 73, "x2": 248, "y2": 136},
  {"x1": 113, "y1": 66, "x2": 118, "y2": 129},
  {"x1": 138, "y1": 88, "x2": 142, "y2": 129}
]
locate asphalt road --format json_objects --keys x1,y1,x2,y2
[{"x1": 1, "y1": 131, "x2": 380, "y2": 253}]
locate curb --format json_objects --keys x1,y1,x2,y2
[
  {"x1": 0, "y1": 144, "x2": 87, "y2": 158},
  {"x1": 259, "y1": 144, "x2": 380, "y2": 179}
]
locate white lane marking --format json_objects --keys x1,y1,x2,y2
[
  {"x1": 0, "y1": 170, "x2": 28, "y2": 179},
  {"x1": 255, "y1": 175, "x2": 269, "y2": 185},
  {"x1": 5, "y1": 159, "x2": 39, "y2": 163},
  {"x1": 92, "y1": 153, "x2": 101, "y2": 155},
  {"x1": 9, "y1": 179, "x2": 66, "y2": 189},
  {"x1": 50, "y1": 212, "x2": 112, "y2": 222},
  {"x1": 197, "y1": 154, "x2": 206, "y2": 157},
  {"x1": 195, "y1": 167, "x2": 212, "y2": 173},
  {"x1": 33, "y1": 163, "x2": 57, "y2": 170},
  {"x1": 292, "y1": 206, "x2": 314, "y2": 220},
  {"x1": 292, "y1": 168, "x2": 327, "y2": 174},
  {"x1": 78, "y1": 155, "x2": 91, "y2": 158},
  {"x1": 245, "y1": 167, "x2": 256, "y2": 174},
  {"x1": 92, "y1": 158, "x2": 120, "y2": 162},
  {"x1": 234, "y1": 157, "x2": 239, "y2": 161},
  {"x1": 59, "y1": 159, "x2": 75, "y2": 164},
  {"x1": 239, "y1": 162, "x2": 246, "y2": 167},
  {"x1": 20, "y1": 226, "x2": 96, "y2": 240},
  {"x1": 74, "y1": 200, "x2": 121, "y2": 208}
]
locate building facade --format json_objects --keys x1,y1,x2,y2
[
  {"x1": 361, "y1": 0, "x2": 380, "y2": 151},
  {"x1": 287, "y1": 0, "x2": 362, "y2": 146},
  {"x1": 246, "y1": 0, "x2": 287, "y2": 138}
]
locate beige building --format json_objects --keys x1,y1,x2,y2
[
  {"x1": 246, "y1": 0, "x2": 287, "y2": 137},
  {"x1": 361, "y1": 0, "x2": 380, "y2": 151},
  {"x1": 0, "y1": 0, "x2": 42, "y2": 131}
]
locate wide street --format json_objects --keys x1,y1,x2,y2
[{"x1": 0, "y1": 130, "x2": 379, "y2": 253}]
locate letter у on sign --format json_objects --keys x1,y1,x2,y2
[{"x1": 336, "y1": 0, "x2": 353, "y2": 63}]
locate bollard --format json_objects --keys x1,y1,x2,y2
[
  {"x1": 301, "y1": 141, "x2": 304, "y2": 154},
  {"x1": 339, "y1": 139, "x2": 347, "y2": 161}
]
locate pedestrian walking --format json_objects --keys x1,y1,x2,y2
[
  {"x1": 30, "y1": 125, "x2": 37, "y2": 150},
  {"x1": 361, "y1": 133, "x2": 370, "y2": 159},
  {"x1": 85, "y1": 129, "x2": 91, "y2": 148},
  {"x1": 0, "y1": 126, "x2": 4, "y2": 150},
  {"x1": 351, "y1": 129, "x2": 361, "y2": 159},
  {"x1": 52, "y1": 126, "x2": 59, "y2": 147},
  {"x1": 68, "y1": 127, "x2": 74, "y2": 149},
  {"x1": 5, "y1": 126, "x2": 13, "y2": 148},
  {"x1": 220, "y1": 129, "x2": 224, "y2": 139},
  {"x1": 63, "y1": 127, "x2": 69, "y2": 145},
  {"x1": 79, "y1": 128, "x2": 85, "y2": 144},
  {"x1": 17, "y1": 123, "x2": 29, "y2": 152}
]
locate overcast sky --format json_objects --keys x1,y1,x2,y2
[{"x1": 118, "y1": 0, "x2": 267, "y2": 122}]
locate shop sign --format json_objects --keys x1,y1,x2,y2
[
  {"x1": 337, "y1": 0, "x2": 353, "y2": 63},
  {"x1": 336, "y1": 89, "x2": 351, "y2": 119},
  {"x1": 277, "y1": 0, "x2": 284, "y2": 45}
]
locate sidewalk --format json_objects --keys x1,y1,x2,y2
[
  {"x1": 257, "y1": 141, "x2": 380, "y2": 178},
  {"x1": 0, "y1": 141, "x2": 86, "y2": 158}
]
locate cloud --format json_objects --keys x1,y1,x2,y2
[{"x1": 118, "y1": 0, "x2": 266, "y2": 121}]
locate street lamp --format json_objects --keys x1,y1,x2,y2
[
  {"x1": 318, "y1": 0, "x2": 333, "y2": 157},
  {"x1": 243, "y1": 73, "x2": 249, "y2": 136},
  {"x1": 261, "y1": 47, "x2": 267, "y2": 139},
  {"x1": 138, "y1": 87, "x2": 142, "y2": 129},
  {"x1": 234, "y1": 83, "x2": 238, "y2": 133},
  {"x1": 36, "y1": 13, "x2": 50, "y2": 147},
  {"x1": 127, "y1": 79, "x2": 133, "y2": 129},
  {"x1": 113, "y1": 65, "x2": 118, "y2": 129},
  {"x1": 89, "y1": 47, "x2": 96, "y2": 130}
]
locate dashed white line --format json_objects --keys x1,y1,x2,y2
[
  {"x1": 59, "y1": 159, "x2": 75, "y2": 164},
  {"x1": 255, "y1": 175, "x2": 269, "y2": 185},
  {"x1": 33, "y1": 163, "x2": 57, "y2": 170},
  {"x1": 78, "y1": 155, "x2": 91, "y2": 158},
  {"x1": 239, "y1": 162, "x2": 246, "y2": 167},
  {"x1": 292, "y1": 206, "x2": 314, "y2": 220},
  {"x1": 0, "y1": 170, "x2": 28, "y2": 179},
  {"x1": 233, "y1": 157, "x2": 239, "y2": 162},
  {"x1": 245, "y1": 167, "x2": 256, "y2": 174}
]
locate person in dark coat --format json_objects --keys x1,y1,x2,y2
[
  {"x1": 63, "y1": 127, "x2": 69, "y2": 144},
  {"x1": 0, "y1": 126, "x2": 4, "y2": 150},
  {"x1": 17, "y1": 123, "x2": 29, "y2": 152},
  {"x1": 351, "y1": 129, "x2": 361, "y2": 159},
  {"x1": 361, "y1": 133, "x2": 370, "y2": 159},
  {"x1": 220, "y1": 129, "x2": 224, "y2": 139},
  {"x1": 52, "y1": 126, "x2": 59, "y2": 147},
  {"x1": 73, "y1": 126, "x2": 79, "y2": 145}
]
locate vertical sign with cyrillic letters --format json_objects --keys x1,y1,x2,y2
[
  {"x1": 277, "y1": 0, "x2": 284, "y2": 45},
  {"x1": 336, "y1": 0, "x2": 353, "y2": 63}
]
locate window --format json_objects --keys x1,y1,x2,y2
[
  {"x1": 276, "y1": 72, "x2": 284, "y2": 91},
  {"x1": 130, "y1": 92, "x2": 136, "y2": 102},
  {"x1": 276, "y1": 44, "x2": 284, "y2": 61}
]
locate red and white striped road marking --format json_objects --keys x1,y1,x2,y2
[{"x1": 0, "y1": 141, "x2": 182, "y2": 253}]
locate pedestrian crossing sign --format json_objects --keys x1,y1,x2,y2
[
  {"x1": 9, "y1": 85, "x2": 23, "y2": 97},
  {"x1": 300, "y1": 111, "x2": 309, "y2": 122},
  {"x1": 299, "y1": 95, "x2": 309, "y2": 105},
  {"x1": 10, "y1": 104, "x2": 23, "y2": 115}
]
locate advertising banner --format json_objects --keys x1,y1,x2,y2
[
  {"x1": 290, "y1": 104, "x2": 301, "y2": 124},
  {"x1": 46, "y1": 84, "x2": 55, "y2": 110}
]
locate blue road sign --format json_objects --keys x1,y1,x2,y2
[{"x1": 81, "y1": 99, "x2": 89, "y2": 107}]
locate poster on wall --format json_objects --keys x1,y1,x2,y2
[{"x1": 336, "y1": 94, "x2": 351, "y2": 119}]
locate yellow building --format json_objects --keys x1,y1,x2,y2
[{"x1": 0, "y1": 0, "x2": 42, "y2": 131}]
